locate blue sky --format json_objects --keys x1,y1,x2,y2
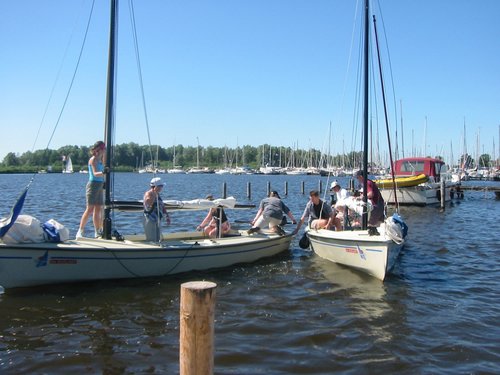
[{"x1": 1, "y1": 0, "x2": 499, "y2": 164}]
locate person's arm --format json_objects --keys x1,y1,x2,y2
[
  {"x1": 251, "y1": 207, "x2": 263, "y2": 226},
  {"x1": 197, "y1": 210, "x2": 212, "y2": 230},
  {"x1": 143, "y1": 190, "x2": 154, "y2": 211}
]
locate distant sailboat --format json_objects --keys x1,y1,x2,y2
[{"x1": 62, "y1": 155, "x2": 74, "y2": 174}]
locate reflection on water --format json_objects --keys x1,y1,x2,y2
[{"x1": 1, "y1": 174, "x2": 499, "y2": 374}]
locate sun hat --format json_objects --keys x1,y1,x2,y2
[
  {"x1": 150, "y1": 177, "x2": 165, "y2": 187},
  {"x1": 330, "y1": 181, "x2": 339, "y2": 189}
]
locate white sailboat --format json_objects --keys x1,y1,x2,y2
[
  {"x1": 62, "y1": 155, "x2": 74, "y2": 174},
  {"x1": 305, "y1": 0, "x2": 407, "y2": 281},
  {"x1": 167, "y1": 144, "x2": 185, "y2": 174},
  {"x1": 0, "y1": 0, "x2": 292, "y2": 290}
]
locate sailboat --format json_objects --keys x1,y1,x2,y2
[
  {"x1": 167, "y1": 144, "x2": 185, "y2": 174},
  {"x1": 62, "y1": 155, "x2": 74, "y2": 174},
  {"x1": 305, "y1": 0, "x2": 408, "y2": 281},
  {"x1": 0, "y1": 0, "x2": 292, "y2": 290}
]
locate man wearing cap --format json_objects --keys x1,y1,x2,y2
[
  {"x1": 330, "y1": 180, "x2": 350, "y2": 205},
  {"x1": 354, "y1": 170, "x2": 384, "y2": 228},
  {"x1": 143, "y1": 177, "x2": 170, "y2": 241},
  {"x1": 247, "y1": 191, "x2": 297, "y2": 236}
]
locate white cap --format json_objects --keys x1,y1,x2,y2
[
  {"x1": 330, "y1": 181, "x2": 339, "y2": 189},
  {"x1": 150, "y1": 177, "x2": 165, "y2": 187}
]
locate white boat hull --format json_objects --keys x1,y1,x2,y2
[
  {"x1": 306, "y1": 225, "x2": 403, "y2": 281},
  {"x1": 380, "y1": 183, "x2": 452, "y2": 206},
  {"x1": 0, "y1": 231, "x2": 292, "y2": 289}
]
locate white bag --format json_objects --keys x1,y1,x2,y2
[{"x1": 1, "y1": 215, "x2": 45, "y2": 244}]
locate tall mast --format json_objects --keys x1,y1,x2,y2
[
  {"x1": 360, "y1": 0, "x2": 369, "y2": 229},
  {"x1": 103, "y1": 0, "x2": 118, "y2": 240}
]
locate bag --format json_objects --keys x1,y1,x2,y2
[
  {"x1": 299, "y1": 232, "x2": 310, "y2": 249},
  {"x1": 42, "y1": 219, "x2": 70, "y2": 243}
]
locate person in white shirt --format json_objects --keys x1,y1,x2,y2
[
  {"x1": 330, "y1": 181, "x2": 350, "y2": 203},
  {"x1": 330, "y1": 181, "x2": 351, "y2": 231}
]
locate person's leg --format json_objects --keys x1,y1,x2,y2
[
  {"x1": 92, "y1": 204, "x2": 103, "y2": 236},
  {"x1": 77, "y1": 205, "x2": 94, "y2": 237}
]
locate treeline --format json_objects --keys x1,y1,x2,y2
[{"x1": 0, "y1": 142, "x2": 365, "y2": 173}]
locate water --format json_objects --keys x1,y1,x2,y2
[{"x1": 0, "y1": 173, "x2": 499, "y2": 374}]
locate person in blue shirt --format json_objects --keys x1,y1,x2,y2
[{"x1": 76, "y1": 141, "x2": 106, "y2": 238}]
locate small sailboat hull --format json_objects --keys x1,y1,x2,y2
[
  {"x1": 0, "y1": 231, "x2": 292, "y2": 289},
  {"x1": 306, "y1": 224, "x2": 403, "y2": 281}
]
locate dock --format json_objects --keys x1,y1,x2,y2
[{"x1": 454, "y1": 184, "x2": 500, "y2": 198}]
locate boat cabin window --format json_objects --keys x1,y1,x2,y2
[{"x1": 401, "y1": 161, "x2": 425, "y2": 174}]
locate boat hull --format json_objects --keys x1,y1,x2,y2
[
  {"x1": 0, "y1": 231, "x2": 292, "y2": 289},
  {"x1": 379, "y1": 183, "x2": 452, "y2": 206},
  {"x1": 306, "y1": 226, "x2": 403, "y2": 281}
]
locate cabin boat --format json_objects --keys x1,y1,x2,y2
[{"x1": 376, "y1": 157, "x2": 455, "y2": 206}]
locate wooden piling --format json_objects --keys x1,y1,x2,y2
[
  {"x1": 318, "y1": 180, "x2": 322, "y2": 193},
  {"x1": 247, "y1": 182, "x2": 251, "y2": 199},
  {"x1": 440, "y1": 179, "x2": 445, "y2": 210},
  {"x1": 180, "y1": 281, "x2": 217, "y2": 375},
  {"x1": 284, "y1": 181, "x2": 288, "y2": 196},
  {"x1": 222, "y1": 182, "x2": 227, "y2": 199},
  {"x1": 301, "y1": 181, "x2": 305, "y2": 194},
  {"x1": 267, "y1": 181, "x2": 271, "y2": 196}
]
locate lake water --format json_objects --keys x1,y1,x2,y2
[{"x1": 0, "y1": 173, "x2": 499, "y2": 374}]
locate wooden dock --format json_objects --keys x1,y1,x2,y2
[{"x1": 454, "y1": 184, "x2": 500, "y2": 198}]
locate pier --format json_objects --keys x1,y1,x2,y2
[{"x1": 455, "y1": 184, "x2": 500, "y2": 198}]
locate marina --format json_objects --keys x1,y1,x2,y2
[
  {"x1": 0, "y1": 0, "x2": 499, "y2": 373},
  {"x1": 0, "y1": 173, "x2": 499, "y2": 373}
]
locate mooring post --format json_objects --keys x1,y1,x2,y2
[
  {"x1": 284, "y1": 181, "x2": 288, "y2": 196},
  {"x1": 180, "y1": 281, "x2": 217, "y2": 375},
  {"x1": 318, "y1": 180, "x2": 322, "y2": 193},
  {"x1": 247, "y1": 181, "x2": 251, "y2": 199},
  {"x1": 267, "y1": 181, "x2": 271, "y2": 196},
  {"x1": 222, "y1": 182, "x2": 227, "y2": 199},
  {"x1": 301, "y1": 181, "x2": 305, "y2": 194},
  {"x1": 440, "y1": 179, "x2": 445, "y2": 210}
]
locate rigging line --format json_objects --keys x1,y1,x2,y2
[
  {"x1": 374, "y1": 0, "x2": 400, "y2": 155},
  {"x1": 44, "y1": 0, "x2": 97, "y2": 151},
  {"x1": 128, "y1": 0, "x2": 155, "y2": 169},
  {"x1": 31, "y1": 0, "x2": 92, "y2": 154}
]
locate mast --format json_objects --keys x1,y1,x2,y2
[
  {"x1": 361, "y1": 0, "x2": 369, "y2": 229},
  {"x1": 103, "y1": 0, "x2": 118, "y2": 240}
]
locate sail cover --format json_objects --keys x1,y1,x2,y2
[{"x1": 0, "y1": 187, "x2": 28, "y2": 238}]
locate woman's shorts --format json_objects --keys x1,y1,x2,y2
[{"x1": 86, "y1": 181, "x2": 104, "y2": 205}]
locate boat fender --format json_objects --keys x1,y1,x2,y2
[{"x1": 384, "y1": 219, "x2": 403, "y2": 244}]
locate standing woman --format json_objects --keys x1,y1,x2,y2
[
  {"x1": 76, "y1": 140, "x2": 106, "y2": 238},
  {"x1": 143, "y1": 177, "x2": 170, "y2": 242}
]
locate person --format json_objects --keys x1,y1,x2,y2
[
  {"x1": 143, "y1": 177, "x2": 170, "y2": 242},
  {"x1": 196, "y1": 195, "x2": 231, "y2": 237},
  {"x1": 330, "y1": 181, "x2": 351, "y2": 231},
  {"x1": 293, "y1": 190, "x2": 336, "y2": 235},
  {"x1": 76, "y1": 141, "x2": 106, "y2": 238},
  {"x1": 354, "y1": 170, "x2": 385, "y2": 228},
  {"x1": 247, "y1": 191, "x2": 297, "y2": 236}
]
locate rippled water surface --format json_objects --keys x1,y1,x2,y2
[{"x1": 0, "y1": 173, "x2": 499, "y2": 374}]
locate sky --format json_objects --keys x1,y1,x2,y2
[{"x1": 1, "y1": 0, "x2": 499, "y2": 165}]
